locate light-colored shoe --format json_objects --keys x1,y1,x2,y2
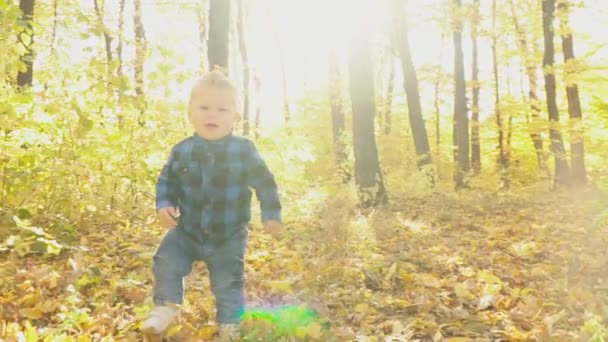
[
  {"x1": 213, "y1": 324, "x2": 239, "y2": 341},
  {"x1": 142, "y1": 305, "x2": 179, "y2": 335}
]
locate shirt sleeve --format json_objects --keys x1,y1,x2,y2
[
  {"x1": 155, "y1": 148, "x2": 179, "y2": 210},
  {"x1": 245, "y1": 140, "x2": 282, "y2": 223}
]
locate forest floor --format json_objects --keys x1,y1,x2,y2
[{"x1": 2, "y1": 187, "x2": 608, "y2": 341}]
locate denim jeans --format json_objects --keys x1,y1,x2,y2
[{"x1": 152, "y1": 225, "x2": 248, "y2": 324}]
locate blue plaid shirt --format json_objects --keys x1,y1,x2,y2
[{"x1": 156, "y1": 133, "x2": 281, "y2": 240}]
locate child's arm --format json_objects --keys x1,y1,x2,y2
[
  {"x1": 245, "y1": 141, "x2": 282, "y2": 224},
  {"x1": 156, "y1": 148, "x2": 179, "y2": 210}
]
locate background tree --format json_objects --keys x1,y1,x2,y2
[
  {"x1": 542, "y1": 0, "x2": 571, "y2": 186},
  {"x1": 208, "y1": 0, "x2": 230, "y2": 71},
  {"x1": 17, "y1": 0, "x2": 35, "y2": 87},
  {"x1": 452, "y1": 0, "x2": 469, "y2": 189},
  {"x1": 492, "y1": 0, "x2": 509, "y2": 188},
  {"x1": 237, "y1": 0, "x2": 251, "y2": 135},
  {"x1": 470, "y1": 0, "x2": 481, "y2": 173},
  {"x1": 393, "y1": 0, "x2": 432, "y2": 173},
  {"x1": 134, "y1": 0, "x2": 146, "y2": 125},
  {"x1": 509, "y1": 0, "x2": 547, "y2": 174},
  {"x1": 328, "y1": 48, "x2": 346, "y2": 166},
  {"x1": 349, "y1": 33, "x2": 387, "y2": 206},
  {"x1": 559, "y1": 1, "x2": 586, "y2": 185}
]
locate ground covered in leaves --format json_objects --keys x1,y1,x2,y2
[{"x1": 2, "y1": 188, "x2": 608, "y2": 341}]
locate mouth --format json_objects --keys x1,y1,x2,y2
[{"x1": 204, "y1": 123, "x2": 219, "y2": 129}]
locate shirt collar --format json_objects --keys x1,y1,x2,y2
[{"x1": 192, "y1": 132, "x2": 233, "y2": 146}]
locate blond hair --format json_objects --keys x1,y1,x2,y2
[{"x1": 188, "y1": 70, "x2": 238, "y2": 109}]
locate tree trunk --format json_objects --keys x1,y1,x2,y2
[
  {"x1": 197, "y1": 0, "x2": 209, "y2": 72},
  {"x1": 117, "y1": 0, "x2": 126, "y2": 78},
  {"x1": 133, "y1": 0, "x2": 147, "y2": 125},
  {"x1": 470, "y1": 0, "x2": 481, "y2": 173},
  {"x1": 329, "y1": 49, "x2": 345, "y2": 151},
  {"x1": 281, "y1": 60, "x2": 291, "y2": 127},
  {"x1": 452, "y1": 0, "x2": 469, "y2": 189},
  {"x1": 50, "y1": 0, "x2": 58, "y2": 54},
  {"x1": 237, "y1": 0, "x2": 250, "y2": 135},
  {"x1": 17, "y1": 0, "x2": 35, "y2": 87},
  {"x1": 492, "y1": 0, "x2": 509, "y2": 189},
  {"x1": 542, "y1": 0, "x2": 571, "y2": 186},
  {"x1": 253, "y1": 74, "x2": 262, "y2": 139},
  {"x1": 384, "y1": 59, "x2": 395, "y2": 135},
  {"x1": 208, "y1": 0, "x2": 230, "y2": 72},
  {"x1": 349, "y1": 34, "x2": 387, "y2": 206},
  {"x1": 393, "y1": 1, "x2": 432, "y2": 171},
  {"x1": 93, "y1": 0, "x2": 112, "y2": 71},
  {"x1": 329, "y1": 48, "x2": 349, "y2": 181},
  {"x1": 509, "y1": 0, "x2": 547, "y2": 174},
  {"x1": 559, "y1": 2, "x2": 586, "y2": 185},
  {"x1": 434, "y1": 32, "x2": 446, "y2": 164}
]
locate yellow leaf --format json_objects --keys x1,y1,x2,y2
[
  {"x1": 417, "y1": 273, "x2": 442, "y2": 288},
  {"x1": 198, "y1": 325, "x2": 218, "y2": 339},
  {"x1": 24, "y1": 321, "x2": 37, "y2": 342},
  {"x1": 307, "y1": 322, "x2": 323, "y2": 340},
  {"x1": 269, "y1": 280, "x2": 292, "y2": 293},
  {"x1": 354, "y1": 303, "x2": 369, "y2": 313},
  {"x1": 454, "y1": 283, "x2": 474, "y2": 300},
  {"x1": 20, "y1": 293, "x2": 41, "y2": 307},
  {"x1": 447, "y1": 338, "x2": 474, "y2": 342},
  {"x1": 20, "y1": 307, "x2": 43, "y2": 320}
]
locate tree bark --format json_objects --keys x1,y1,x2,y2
[
  {"x1": 134, "y1": 0, "x2": 147, "y2": 125},
  {"x1": 542, "y1": 0, "x2": 571, "y2": 186},
  {"x1": 470, "y1": 0, "x2": 481, "y2": 173},
  {"x1": 384, "y1": 59, "x2": 395, "y2": 135},
  {"x1": 509, "y1": 0, "x2": 547, "y2": 174},
  {"x1": 492, "y1": 0, "x2": 509, "y2": 189},
  {"x1": 329, "y1": 48, "x2": 349, "y2": 181},
  {"x1": 237, "y1": 0, "x2": 250, "y2": 135},
  {"x1": 208, "y1": 0, "x2": 230, "y2": 72},
  {"x1": 393, "y1": 1, "x2": 432, "y2": 170},
  {"x1": 452, "y1": 0, "x2": 469, "y2": 189},
  {"x1": 349, "y1": 34, "x2": 387, "y2": 206},
  {"x1": 329, "y1": 49, "x2": 345, "y2": 150},
  {"x1": 93, "y1": 0, "x2": 112, "y2": 70},
  {"x1": 17, "y1": 0, "x2": 35, "y2": 87},
  {"x1": 197, "y1": 0, "x2": 209, "y2": 72},
  {"x1": 559, "y1": 1, "x2": 586, "y2": 185},
  {"x1": 117, "y1": 0, "x2": 126, "y2": 78},
  {"x1": 253, "y1": 74, "x2": 262, "y2": 138}
]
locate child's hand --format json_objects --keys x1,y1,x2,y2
[
  {"x1": 263, "y1": 220, "x2": 283, "y2": 238},
  {"x1": 158, "y1": 207, "x2": 180, "y2": 229}
]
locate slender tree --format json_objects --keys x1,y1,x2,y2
[
  {"x1": 509, "y1": 0, "x2": 547, "y2": 174},
  {"x1": 134, "y1": 0, "x2": 146, "y2": 125},
  {"x1": 559, "y1": 1, "x2": 586, "y2": 184},
  {"x1": 237, "y1": 0, "x2": 251, "y2": 135},
  {"x1": 197, "y1": 0, "x2": 209, "y2": 72},
  {"x1": 208, "y1": 0, "x2": 230, "y2": 72},
  {"x1": 393, "y1": 0, "x2": 432, "y2": 170},
  {"x1": 542, "y1": 0, "x2": 571, "y2": 186},
  {"x1": 349, "y1": 33, "x2": 387, "y2": 205},
  {"x1": 470, "y1": 0, "x2": 481, "y2": 173},
  {"x1": 328, "y1": 49, "x2": 346, "y2": 155},
  {"x1": 17, "y1": 0, "x2": 35, "y2": 87},
  {"x1": 453, "y1": 0, "x2": 469, "y2": 188},
  {"x1": 383, "y1": 59, "x2": 395, "y2": 135},
  {"x1": 492, "y1": 0, "x2": 509, "y2": 188}
]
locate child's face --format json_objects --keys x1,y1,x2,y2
[{"x1": 189, "y1": 85, "x2": 237, "y2": 141}]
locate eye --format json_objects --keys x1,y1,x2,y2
[
  {"x1": 199, "y1": 105, "x2": 209, "y2": 111},
  {"x1": 218, "y1": 107, "x2": 228, "y2": 113}
]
